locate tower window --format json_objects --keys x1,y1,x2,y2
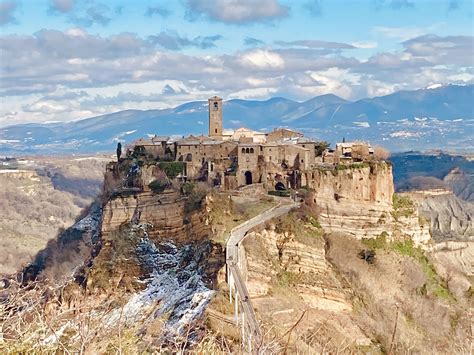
[
  {"x1": 213, "y1": 102, "x2": 218, "y2": 111},
  {"x1": 215, "y1": 128, "x2": 217, "y2": 133}
]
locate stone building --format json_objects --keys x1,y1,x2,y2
[
  {"x1": 209, "y1": 96, "x2": 223, "y2": 139},
  {"x1": 322, "y1": 142, "x2": 374, "y2": 164},
  {"x1": 130, "y1": 95, "x2": 377, "y2": 191}
]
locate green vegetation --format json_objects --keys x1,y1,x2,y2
[
  {"x1": 335, "y1": 162, "x2": 370, "y2": 171},
  {"x1": 158, "y1": 161, "x2": 184, "y2": 179},
  {"x1": 268, "y1": 190, "x2": 290, "y2": 197},
  {"x1": 314, "y1": 141, "x2": 330, "y2": 157},
  {"x1": 361, "y1": 234, "x2": 388, "y2": 250},
  {"x1": 391, "y1": 193, "x2": 415, "y2": 220},
  {"x1": 276, "y1": 270, "x2": 302, "y2": 287},
  {"x1": 184, "y1": 181, "x2": 210, "y2": 213},
  {"x1": 148, "y1": 179, "x2": 169, "y2": 193}
]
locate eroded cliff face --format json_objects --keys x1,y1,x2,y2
[
  {"x1": 240, "y1": 213, "x2": 471, "y2": 353},
  {"x1": 101, "y1": 189, "x2": 209, "y2": 245},
  {"x1": 240, "y1": 220, "x2": 372, "y2": 352},
  {"x1": 304, "y1": 163, "x2": 430, "y2": 245},
  {"x1": 409, "y1": 191, "x2": 473, "y2": 242}
]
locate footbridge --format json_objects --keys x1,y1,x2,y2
[{"x1": 226, "y1": 199, "x2": 300, "y2": 352}]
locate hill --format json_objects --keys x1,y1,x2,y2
[{"x1": 1, "y1": 84, "x2": 472, "y2": 154}]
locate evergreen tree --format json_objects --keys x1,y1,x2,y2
[{"x1": 116, "y1": 142, "x2": 122, "y2": 161}]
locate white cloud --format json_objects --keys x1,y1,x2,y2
[
  {"x1": 239, "y1": 49, "x2": 285, "y2": 69},
  {"x1": 352, "y1": 41, "x2": 378, "y2": 49},
  {"x1": 186, "y1": 0, "x2": 289, "y2": 24}
]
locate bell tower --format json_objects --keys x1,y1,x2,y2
[{"x1": 208, "y1": 96, "x2": 223, "y2": 139}]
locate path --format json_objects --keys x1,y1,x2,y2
[{"x1": 226, "y1": 198, "x2": 300, "y2": 350}]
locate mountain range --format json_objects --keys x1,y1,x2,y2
[{"x1": 1, "y1": 84, "x2": 472, "y2": 154}]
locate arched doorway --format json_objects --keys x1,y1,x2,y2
[{"x1": 245, "y1": 171, "x2": 252, "y2": 185}]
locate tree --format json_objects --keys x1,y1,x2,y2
[
  {"x1": 314, "y1": 141, "x2": 330, "y2": 157},
  {"x1": 116, "y1": 142, "x2": 122, "y2": 161},
  {"x1": 374, "y1": 146, "x2": 390, "y2": 160}
]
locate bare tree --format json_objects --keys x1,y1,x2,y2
[{"x1": 374, "y1": 146, "x2": 390, "y2": 160}]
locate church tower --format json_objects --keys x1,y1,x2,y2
[{"x1": 208, "y1": 96, "x2": 223, "y2": 138}]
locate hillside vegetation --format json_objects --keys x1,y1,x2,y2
[{"x1": 0, "y1": 156, "x2": 107, "y2": 274}]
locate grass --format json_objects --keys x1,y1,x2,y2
[
  {"x1": 361, "y1": 236, "x2": 455, "y2": 302},
  {"x1": 391, "y1": 193, "x2": 415, "y2": 220},
  {"x1": 207, "y1": 193, "x2": 278, "y2": 245},
  {"x1": 335, "y1": 162, "x2": 370, "y2": 171}
]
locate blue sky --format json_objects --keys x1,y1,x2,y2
[{"x1": 0, "y1": 0, "x2": 473, "y2": 126}]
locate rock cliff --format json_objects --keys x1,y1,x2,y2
[
  {"x1": 236, "y1": 213, "x2": 374, "y2": 352},
  {"x1": 443, "y1": 167, "x2": 474, "y2": 202},
  {"x1": 409, "y1": 191, "x2": 473, "y2": 242},
  {"x1": 304, "y1": 162, "x2": 431, "y2": 245},
  {"x1": 101, "y1": 189, "x2": 209, "y2": 245}
]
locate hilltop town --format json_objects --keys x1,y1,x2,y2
[{"x1": 112, "y1": 96, "x2": 381, "y2": 194}]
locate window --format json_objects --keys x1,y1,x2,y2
[
  {"x1": 250, "y1": 148, "x2": 254, "y2": 153},
  {"x1": 242, "y1": 148, "x2": 245, "y2": 153},
  {"x1": 269, "y1": 156, "x2": 272, "y2": 161},
  {"x1": 246, "y1": 148, "x2": 250, "y2": 154},
  {"x1": 213, "y1": 102, "x2": 218, "y2": 111},
  {"x1": 215, "y1": 128, "x2": 217, "y2": 133}
]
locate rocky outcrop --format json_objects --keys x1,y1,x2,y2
[
  {"x1": 303, "y1": 163, "x2": 431, "y2": 244},
  {"x1": 409, "y1": 191, "x2": 473, "y2": 242},
  {"x1": 101, "y1": 189, "x2": 209, "y2": 245},
  {"x1": 240, "y1": 220, "x2": 372, "y2": 350},
  {"x1": 443, "y1": 167, "x2": 474, "y2": 202}
]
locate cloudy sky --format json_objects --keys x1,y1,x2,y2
[{"x1": 0, "y1": 0, "x2": 473, "y2": 127}]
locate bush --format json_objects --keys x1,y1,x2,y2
[
  {"x1": 158, "y1": 162, "x2": 185, "y2": 179},
  {"x1": 268, "y1": 190, "x2": 290, "y2": 197},
  {"x1": 148, "y1": 179, "x2": 169, "y2": 193},
  {"x1": 184, "y1": 182, "x2": 210, "y2": 213}
]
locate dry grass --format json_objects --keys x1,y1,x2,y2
[
  {"x1": 326, "y1": 233, "x2": 472, "y2": 353},
  {"x1": 207, "y1": 193, "x2": 277, "y2": 245}
]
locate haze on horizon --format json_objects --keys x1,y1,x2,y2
[{"x1": 0, "y1": 0, "x2": 473, "y2": 127}]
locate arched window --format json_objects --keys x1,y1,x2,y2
[
  {"x1": 250, "y1": 148, "x2": 254, "y2": 153},
  {"x1": 242, "y1": 148, "x2": 246, "y2": 153},
  {"x1": 246, "y1": 148, "x2": 250, "y2": 154}
]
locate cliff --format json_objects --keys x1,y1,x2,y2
[
  {"x1": 409, "y1": 191, "x2": 473, "y2": 242},
  {"x1": 101, "y1": 189, "x2": 209, "y2": 245},
  {"x1": 443, "y1": 167, "x2": 474, "y2": 202},
  {"x1": 240, "y1": 217, "x2": 372, "y2": 352},
  {"x1": 304, "y1": 162, "x2": 430, "y2": 245}
]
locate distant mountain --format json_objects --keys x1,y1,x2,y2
[{"x1": 1, "y1": 84, "x2": 472, "y2": 154}]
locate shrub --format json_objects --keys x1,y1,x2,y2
[
  {"x1": 158, "y1": 162, "x2": 185, "y2": 179},
  {"x1": 148, "y1": 179, "x2": 169, "y2": 193},
  {"x1": 184, "y1": 182, "x2": 210, "y2": 213},
  {"x1": 361, "y1": 234, "x2": 388, "y2": 250},
  {"x1": 181, "y1": 181, "x2": 195, "y2": 195}
]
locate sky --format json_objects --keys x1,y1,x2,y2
[{"x1": 0, "y1": 0, "x2": 473, "y2": 127}]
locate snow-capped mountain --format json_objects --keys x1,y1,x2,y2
[{"x1": 1, "y1": 84, "x2": 472, "y2": 154}]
